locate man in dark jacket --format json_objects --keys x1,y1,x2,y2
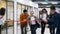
[{"x1": 48, "y1": 6, "x2": 60, "y2": 34}]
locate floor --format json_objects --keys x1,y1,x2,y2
[{"x1": 1, "y1": 25, "x2": 57, "y2": 34}]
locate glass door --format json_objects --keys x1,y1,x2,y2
[
  {"x1": 6, "y1": 1, "x2": 14, "y2": 34},
  {"x1": 17, "y1": 3, "x2": 22, "y2": 34}
]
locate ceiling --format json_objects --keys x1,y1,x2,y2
[
  {"x1": 32, "y1": 0, "x2": 60, "y2": 2},
  {"x1": 31, "y1": 0, "x2": 60, "y2": 8}
]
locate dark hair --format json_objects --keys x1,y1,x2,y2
[
  {"x1": 50, "y1": 5, "x2": 55, "y2": 10},
  {"x1": 23, "y1": 9, "x2": 27, "y2": 13},
  {"x1": 0, "y1": 8, "x2": 5, "y2": 16},
  {"x1": 42, "y1": 8, "x2": 47, "y2": 13}
]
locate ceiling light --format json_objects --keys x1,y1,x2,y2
[{"x1": 51, "y1": 2, "x2": 58, "y2": 4}]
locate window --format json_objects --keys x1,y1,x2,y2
[{"x1": 7, "y1": 1, "x2": 14, "y2": 34}]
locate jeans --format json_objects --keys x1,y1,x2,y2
[
  {"x1": 30, "y1": 24, "x2": 37, "y2": 34},
  {"x1": 21, "y1": 24, "x2": 27, "y2": 34},
  {"x1": 41, "y1": 22, "x2": 46, "y2": 34},
  {"x1": 49, "y1": 28, "x2": 55, "y2": 34}
]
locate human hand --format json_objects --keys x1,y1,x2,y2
[
  {"x1": 24, "y1": 19, "x2": 27, "y2": 22},
  {"x1": 44, "y1": 20, "x2": 48, "y2": 23}
]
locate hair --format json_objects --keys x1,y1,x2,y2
[
  {"x1": 42, "y1": 8, "x2": 47, "y2": 13},
  {"x1": 23, "y1": 9, "x2": 27, "y2": 13},
  {"x1": 0, "y1": 8, "x2": 5, "y2": 16},
  {"x1": 50, "y1": 5, "x2": 55, "y2": 10}
]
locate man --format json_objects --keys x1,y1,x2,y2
[
  {"x1": 48, "y1": 6, "x2": 60, "y2": 34},
  {"x1": 56, "y1": 10, "x2": 60, "y2": 34},
  {"x1": 0, "y1": 8, "x2": 5, "y2": 34},
  {"x1": 20, "y1": 9, "x2": 29, "y2": 34},
  {"x1": 27, "y1": 11, "x2": 40, "y2": 34}
]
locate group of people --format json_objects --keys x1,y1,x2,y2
[
  {"x1": 20, "y1": 5, "x2": 60, "y2": 34},
  {"x1": 0, "y1": 6, "x2": 60, "y2": 34}
]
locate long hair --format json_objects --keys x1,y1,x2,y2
[{"x1": 42, "y1": 8, "x2": 47, "y2": 14}]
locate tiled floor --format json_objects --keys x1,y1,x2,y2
[{"x1": 1, "y1": 25, "x2": 57, "y2": 34}]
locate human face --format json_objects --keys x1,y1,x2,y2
[
  {"x1": 43, "y1": 10, "x2": 46, "y2": 13},
  {"x1": 24, "y1": 12, "x2": 27, "y2": 14},
  {"x1": 50, "y1": 9, "x2": 55, "y2": 15}
]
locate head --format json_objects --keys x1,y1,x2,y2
[
  {"x1": 1, "y1": 8, "x2": 5, "y2": 12},
  {"x1": 50, "y1": 5, "x2": 55, "y2": 15},
  {"x1": 30, "y1": 11, "x2": 34, "y2": 16},
  {"x1": 42, "y1": 8, "x2": 47, "y2": 14},
  {"x1": 23, "y1": 9, "x2": 28, "y2": 14},
  {"x1": 0, "y1": 8, "x2": 5, "y2": 16}
]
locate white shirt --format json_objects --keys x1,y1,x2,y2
[
  {"x1": 42, "y1": 13, "x2": 47, "y2": 21},
  {"x1": 40, "y1": 14, "x2": 43, "y2": 19},
  {"x1": 0, "y1": 15, "x2": 5, "y2": 25},
  {"x1": 30, "y1": 17, "x2": 36, "y2": 25}
]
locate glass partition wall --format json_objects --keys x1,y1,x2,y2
[
  {"x1": 0, "y1": 0, "x2": 14, "y2": 34},
  {"x1": 6, "y1": 1, "x2": 14, "y2": 34}
]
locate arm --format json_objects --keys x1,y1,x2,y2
[
  {"x1": 34, "y1": 16, "x2": 40, "y2": 24},
  {"x1": 27, "y1": 16, "x2": 31, "y2": 25}
]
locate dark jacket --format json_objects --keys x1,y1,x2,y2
[{"x1": 48, "y1": 12, "x2": 60, "y2": 28}]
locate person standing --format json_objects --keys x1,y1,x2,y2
[
  {"x1": 20, "y1": 9, "x2": 29, "y2": 34},
  {"x1": 0, "y1": 8, "x2": 5, "y2": 34},
  {"x1": 27, "y1": 11, "x2": 40, "y2": 34},
  {"x1": 39, "y1": 8, "x2": 48, "y2": 34},
  {"x1": 47, "y1": 6, "x2": 60, "y2": 34},
  {"x1": 56, "y1": 10, "x2": 60, "y2": 34}
]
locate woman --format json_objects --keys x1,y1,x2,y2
[{"x1": 40, "y1": 8, "x2": 48, "y2": 34}]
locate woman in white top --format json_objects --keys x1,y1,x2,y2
[{"x1": 40, "y1": 8, "x2": 48, "y2": 34}]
